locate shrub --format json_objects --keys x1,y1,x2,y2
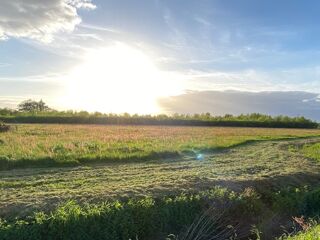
[
  {"x1": 0, "y1": 111, "x2": 318, "y2": 128},
  {"x1": 0, "y1": 121, "x2": 10, "y2": 132}
]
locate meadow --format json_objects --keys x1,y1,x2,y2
[
  {"x1": 0, "y1": 124, "x2": 320, "y2": 170},
  {"x1": 1, "y1": 124, "x2": 320, "y2": 239}
]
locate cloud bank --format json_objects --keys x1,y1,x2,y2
[
  {"x1": 159, "y1": 91, "x2": 320, "y2": 121},
  {"x1": 0, "y1": 0, "x2": 96, "y2": 42},
  {"x1": 0, "y1": 80, "x2": 63, "y2": 108}
]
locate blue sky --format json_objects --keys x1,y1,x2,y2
[{"x1": 0, "y1": 0, "x2": 320, "y2": 117}]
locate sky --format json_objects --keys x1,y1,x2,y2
[{"x1": 0, "y1": 0, "x2": 320, "y2": 119}]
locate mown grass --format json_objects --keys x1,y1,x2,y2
[{"x1": 0, "y1": 124, "x2": 319, "y2": 170}]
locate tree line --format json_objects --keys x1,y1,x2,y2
[{"x1": 0, "y1": 99, "x2": 318, "y2": 128}]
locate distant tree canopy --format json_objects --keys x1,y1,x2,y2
[
  {"x1": 0, "y1": 100, "x2": 318, "y2": 128},
  {"x1": 18, "y1": 99, "x2": 50, "y2": 113}
]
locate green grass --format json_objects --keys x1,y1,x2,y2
[
  {"x1": 302, "y1": 143, "x2": 320, "y2": 161},
  {"x1": 2, "y1": 125, "x2": 320, "y2": 239},
  {"x1": 2, "y1": 138, "x2": 320, "y2": 219},
  {"x1": 285, "y1": 225, "x2": 320, "y2": 239},
  {"x1": 0, "y1": 124, "x2": 319, "y2": 170},
  {"x1": 3, "y1": 184, "x2": 320, "y2": 240},
  {"x1": 0, "y1": 188, "x2": 239, "y2": 240}
]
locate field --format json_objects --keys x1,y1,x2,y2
[
  {"x1": 1, "y1": 124, "x2": 320, "y2": 239},
  {"x1": 1, "y1": 124, "x2": 320, "y2": 170}
]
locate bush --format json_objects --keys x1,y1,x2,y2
[
  {"x1": 0, "y1": 111, "x2": 318, "y2": 128},
  {"x1": 301, "y1": 189, "x2": 320, "y2": 217},
  {"x1": 0, "y1": 121, "x2": 10, "y2": 132}
]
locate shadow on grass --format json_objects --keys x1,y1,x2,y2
[{"x1": 0, "y1": 151, "x2": 181, "y2": 171}]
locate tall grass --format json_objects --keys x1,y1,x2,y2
[
  {"x1": 302, "y1": 143, "x2": 320, "y2": 161},
  {"x1": 2, "y1": 185, "x2": 320, "y2": 240},
  {"x1": 0, "y1": 125, "x2": 319, "y2": 170},
  {"x1": 284, "y1": 224, "x2": 320, "y2": 239},
  {"x1": 0, "y1": 188, "x2": 237, "y2": 240}
]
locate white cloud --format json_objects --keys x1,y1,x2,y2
[
  {"x1": 0, "y1": 0, "x2": 96, "y2": 42},
  {"x1": 194, "y1": 16, "x2": 212, "y2": 27},
  {"x1": 79, "y1": 23, "x2": 120, "y2": 33}
]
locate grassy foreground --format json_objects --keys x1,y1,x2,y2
[
  {"x1": 0, "y1": 124, "x2": 320, "y2": 170},
  {"x1": 2, "y1": 185, "x2": 320, "y2": 240},
  {"x1": 2, "y1": 125, "x2": 320, "y2": 239},
  {"x1": 2, "y1": 137, "x2": 320, "y2": 239},
  {"x1": 0, "y1": 188, "x2": 239, "y2": 240}
]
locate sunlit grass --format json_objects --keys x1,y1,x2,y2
[
  {"x1": 1, "y1": 137, "x2": 320, "y2": 220},
  {"x1": 302, "y1": 143, "x2": 320, "y2": 161},
  {"x1": 285, "y1": 225, "x2": 320, "y2": 239},
  {"x1": 1, "y1": 131, "x2": 320, "y2": 239},
  {"x1": 0, "y1": 124, "x2": 319, "y2": 169}
]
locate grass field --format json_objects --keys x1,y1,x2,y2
[
  {"x1": 1, "y1": 125, "x2": 320, "y2": 239},
  {"x1": 2, "y1": 137, "x2": 320, "y2": 218},
  {"x1": 1, "y1": 124, "x2": 320, "y2": 170}
]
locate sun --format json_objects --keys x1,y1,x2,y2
[{"x1": 63, "y1": 43, "x2": 182, "y2": 114}]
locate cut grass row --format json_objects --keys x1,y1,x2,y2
[{"x1": 0, "y1": 124, "x2": 320, "y2": 170}]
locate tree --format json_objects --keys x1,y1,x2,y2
[
  {"x1": 38, "y1": 99, "x2": 48, "y2": 112},
  {"x1": 0, "y1": 108, "x2": 16, "y2": 115},
  {"x1": 18, "y1": 99, "x2": 50, "y2": 112}
]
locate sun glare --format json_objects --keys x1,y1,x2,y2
[{"x1": 64, "y1": 43, "x2": 182, "y2": 114}]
